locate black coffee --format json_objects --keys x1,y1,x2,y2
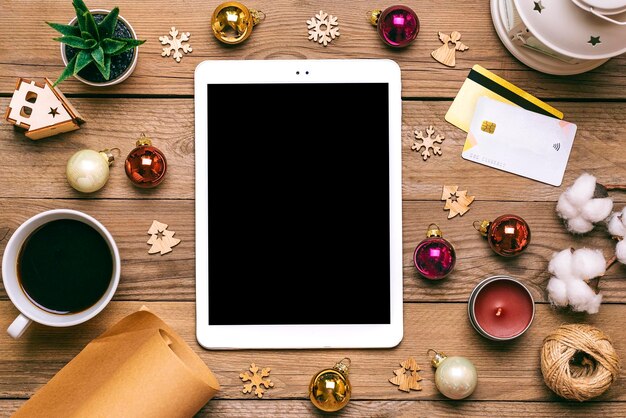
[{"x1": 17, "y1": 219, "x2": 113, "y2": 314}]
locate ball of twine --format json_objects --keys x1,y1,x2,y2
[{"x1": 541, "y1": 324, "x2": 620, "y2": 401}]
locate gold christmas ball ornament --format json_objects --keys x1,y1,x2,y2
[
  {"x1": 211, "y1": 1, "x2": 264, "y2": 45},
  {"x1": 309, "y1": 358, "x2": 351, "y2": 412},
  {"x1": 66, "y1": 148, "x2": 118, "y2": 193}
]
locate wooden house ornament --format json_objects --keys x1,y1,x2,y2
[{"x1": 4, "y1": 78, "x2": 84, "y2": 140}]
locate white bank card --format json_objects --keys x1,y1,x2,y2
[{"x1": 462, "y1": 97, "x2": 576, "y2": 186}]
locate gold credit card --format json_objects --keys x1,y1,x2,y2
[{"x1": 446, "y1": 65, "x2": 563, "y2": 132}]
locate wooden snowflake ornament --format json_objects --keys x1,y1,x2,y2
[
  {"x1": 159, "y1": 27, "x2": 192, "y2": 62},
  {"x1": 389, "y1": 357, "x2": 423, "y2": 392},
  {"x1": 307, "y1": 10, "x2": 340, "y2": 46},
  {"x1": 412, "y1": 126, "x2": 445, "y2": 160},
  {"x1": 442, "y1": 185, "x2": 475, "y2": 219},
  {"x1": 147, "y1": 220, "x2": 181, "y2": 255},
  {"x1": 240, "y1": 363, "x2": 275, "y2": 398}
]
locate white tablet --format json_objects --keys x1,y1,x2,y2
[{"x1": 195, "y1": 59, "x2": 403, "y2": 349}]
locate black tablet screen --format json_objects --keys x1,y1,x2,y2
[{"x1": 207, "y1": 83, "x2": 390, "y2": 325}]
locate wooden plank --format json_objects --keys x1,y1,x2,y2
[
  {"x1": 1, "y1": 301, "x2": 625, "y2": 402},
  {"x1": 1, "y1": 1, "x2": 625, "y2": 98},
  {"x1": 402, "y1": 201, "x2": 626, "y2": 303},
  {"x1": 2, "y1": 98, "x2": 626, "y2": 202},
  {"x1": 0, "y1": 98, "x2": 195, "y2": 200},
  {"x1": 1, "y1": 199, "x2": 625, "y2": 303},
  {"x1": 401, "y1": 101, "x2": 626, "y2": 203},
  {"x1": 0, "y1": 199, "x2": 195, "y2": 301},
  {"x1": 2, "y1": 399, "x2": 626, "y2": 418}
]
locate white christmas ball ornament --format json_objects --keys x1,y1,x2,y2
[
  {"x1": 429, "y1": 350, "x2": 478, "y2": 400},
  {"x1": 66, "y1": 149, "x2": 115, "y2": 193}
]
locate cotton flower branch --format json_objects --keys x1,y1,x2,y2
[
  {"x1": 556, "y1": 173, "x2": 613, "y2": 234},
  {"x1": 546, "y1": 248, "x2": 607, "y2": 314},
  {"x1": 606, "y1": 207, "x2": 626, "y2": 264}
]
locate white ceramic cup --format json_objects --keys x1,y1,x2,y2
[{"x1": 2, "y1": 209, "x2": 120, "y2": 338}]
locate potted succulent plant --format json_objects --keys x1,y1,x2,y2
[{"x1": 47, "y1": 0, "x2": 145, "y2": 86}]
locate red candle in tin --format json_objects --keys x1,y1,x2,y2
[{"x1": 468, "y1": 276, "x2": 535, "y2": 340}]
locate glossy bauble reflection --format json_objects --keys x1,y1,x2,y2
[
  {"x1": 370, "y1": 5, "x2": 420, "y2": 48},
  {"x1": 66, "y1": 149, "x2": 115, "y2": 193},
  {"x1": 413, "y1": 224, "x2": 456, "y2": 280},
  {"x1": 125, "y1": 135, "x2": 167, "y2": 188},
  {"x1": 309, "y1": 358, "x2": 351, "y2": 412},
  {"x1": 476, "y1": 214, "x2": 530, "y2": 257},
  {"x1": 429, "y1": 350, "x2": 478, "y2": 400},
  {"x1": 212, "y1": 1, "x2": 263, "y2": 44}
]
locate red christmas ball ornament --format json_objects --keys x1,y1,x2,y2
[
  {"x1": 474, "y1": 214, "x2": 531, "y2": 257},
  {"x1": 369, "y1": 5, "x2": 420, "y2": 48},
  {"x1": 413, "y1": 224, "x2": 456, "y2": 280},
  {"x1": 125, "y1": 134, "x2": 167, "y2": 188}
]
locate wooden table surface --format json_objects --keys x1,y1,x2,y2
[{"x1": 1, "y1": 1, "x2": 626, "y2": 416}]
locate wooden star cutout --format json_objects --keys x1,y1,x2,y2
[
  {"x1": 48, "y1": 107, "x2": 59, "y2": 117},
  {"x1": 442, "y1": 185, "x2": 475, "y2": 219}
]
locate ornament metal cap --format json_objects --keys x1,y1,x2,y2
[
  {"x1": 99, "y1": 148, "x2": 119, "y2": 165},
  {"x1": 333, "y1": 358, "x2": 351, "y2": 376},
  {"x1": 368, "y1": 9, "x2": 382, "y2": 26},
  {"x1": 428, "y1": 349, "x2": 447, "y2": 368},
  {"x1": 136, "y1": 132, "x2": 152, "y2": 147},
  {"x1": 212, "y1": 1, "x2": 264, "y2": 45},
  {"x1": 426, "y1": 223, "x2": 444, "y2": 238},
  {"x1": 473, "y1": 220, "x2": 491, "y2": 237}
]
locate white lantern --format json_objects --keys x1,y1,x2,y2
[{"x1": 491, "y1": 0, "x2": 626, "y2": 74}]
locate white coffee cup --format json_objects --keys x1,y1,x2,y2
[{"x1": 2, "y1": 209, "x2": 120, "y2": 338}]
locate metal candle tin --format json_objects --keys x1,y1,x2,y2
[{"x1": 468, "y1": 275, "x2": 535, "y2": 341}]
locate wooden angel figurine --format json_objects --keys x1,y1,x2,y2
[{"x1": 431, "y1": 31, "x2": 469, "y2": 67}]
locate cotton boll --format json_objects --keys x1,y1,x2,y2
[
  {"x1": 548, "y1": 249, "x2": 575, "y2": 279},
  {"x1": 581, "y1": 197, "x2": 613, "y2": 223},
  {"x1": 556, "y1": 174, "x2": 614, "y2": 234},
  {"x1": 565, "y1": 279, "x2": 602, "y2": 314},
  {"x1": 571, "y1": 248, "x2": 606, "y2": 280},
  {"x1": 546, "y1": 276, "x2": 569, "y2": 307},
  {"x1": 615, "y1": 240, "x2": 626, "y2": 264},
  {"x1": 607, "y1": 208, "x2": 626, "y2": 238},
  {"x1": 565, "y1": 217, "x2": 594, "y2": 234},
  {"x1": 556, "y1": 200, "x2": 577, "y2": 222},
  {"x1": 564, "y1": 173, "x2": 597, "y2": 207},
  {"x1": 556, "y1": 194, "x2": 580, "y2": 219}
]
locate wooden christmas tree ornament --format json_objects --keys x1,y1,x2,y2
[
  {"x1": 442, "y1": 185, "x2": 475, "y2": 219},
  {"x1": 431, "y1": 31, "x2": 469, "y2": 67},
  {"x1": 147, "y1": 220, "x2": 181, "y2": 255},
  {"x1": 4, "y1": 78, "x2": 83, "y2": 140},
  {"x1": 240, "y1": 363, "x2": 274, "y2": 398},
  {"x1": 389, "y1": 357, "x2": 423, "y2": 392}
]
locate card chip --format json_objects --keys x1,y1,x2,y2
[{"x1": 481, "y1": 120, "x2": 496, "y2": 134}]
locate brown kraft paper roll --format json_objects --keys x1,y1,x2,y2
[{"x1": 14, "y1": 309, "x2": 220, "y2": 418}]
